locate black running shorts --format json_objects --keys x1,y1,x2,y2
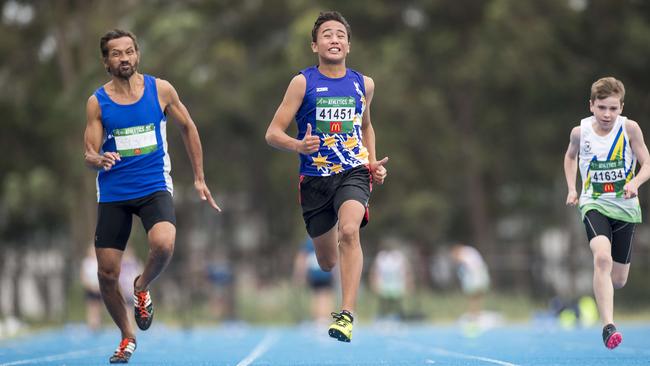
[
  {"x1": 299, "y1": 165, "x2": 371, "y2": 238},
  {"x1": 583, "y1": 209, "x2": 635, "y2": 264},
  {"x1": 95, "y1": 190, "x2": 176, "y2": 251}
]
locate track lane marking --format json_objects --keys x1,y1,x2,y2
[
  {"x1": 0, "y1": 346, "x2": 110, "y2": 366},
  {"x1": 391, "y1": 339, "x2": 520, "y2": 366},
  {"x1": 236, "y1": 331, "x2": 278, "y2": 366}
]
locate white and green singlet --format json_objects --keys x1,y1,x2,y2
[{"x1": 578, "y1": 115, "x2": 641, "y2": 223}]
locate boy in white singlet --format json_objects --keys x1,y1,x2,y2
[{"x1": 564, "y1": 77, "x2": 650, "y2": 349}]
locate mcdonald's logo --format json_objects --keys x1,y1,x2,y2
[
  {"x1": 604, "y1": 183, "x2": 615, "y2": 193},
  {"x1": 330, "y1": 122, "x2": 342, "y2": 133}
]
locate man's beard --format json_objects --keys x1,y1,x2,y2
[{"x1": 110, "y1": 61, "x2": 138, "y2": 79}]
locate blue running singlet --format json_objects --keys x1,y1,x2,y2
[
  {"x1": 94, "y1": 74, "x2": 172, "y2": 202},
  {"x1": 295, "y1": 66, "x2": 369, "y2": 177}
]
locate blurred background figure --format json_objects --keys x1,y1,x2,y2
[
  {"x1": 118, "y1": 246, "x2": 143, "y2": 320},
  {"x1": 80, "y1": 245, "x2": 101, "y2": 331},
  {"x1": 205, "y1": 249, "x2": 235, "y2": 322},
  {"x1": 292, "y1": 237, "x2": 335, "y2": 325},
  {"x1": 449, "y1": 243, "x2": 504, "y2": 336},
  {"x1": 544, "y1": 295, "x2": 599, "y2": 330},
  {"x1": 450, "y1": 243, "x2": 490, "y2": 319},
  {"x1": 370, "y1": 238, "x2": 413, "y2": 321}
]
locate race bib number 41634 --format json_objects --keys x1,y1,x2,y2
[
  {"x1": 589, "y1": 159, "x2": 626, "y2": 194},
  {"x1": 113, "y1": 123, "x2": 158, "y2": 157},
  {"x1": 315, "y1": 97, "x2": 355, "y2": 134}
]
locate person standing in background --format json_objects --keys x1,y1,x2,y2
[
  {"x1": 293, "y1": 237, "x2": 336, "y2": 325},
  {"x1": 370, "y1": 240, "x2": 412, "y2": 320},
  {"x1": 81, "y1": 245, "x2": 102, "y2": 331},
  {"x1": 450, "y1": 243, "x2": 490, "y2": 319}
]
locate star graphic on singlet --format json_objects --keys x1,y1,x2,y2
[
  {"x1": 323, "y1": 135, "x2": 337, "y2": 148},
  {"x1": 342, "y1": 136, "x2": 358, "y2": 150},
  {"x1": 330, "y1": 164, "x2": 344, "y2": 174},
  {"x1": 311, "y1": 153, "x2": 330, "y2": 170},
  {"x1": 355, "y1": 147, "x2": 369, "y2": 161}
]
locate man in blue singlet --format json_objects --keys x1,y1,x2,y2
[
  {"x1": 84, "y1": 29, "x2": 220, "y2": 363},
  {"x1": 564, "y1": 77, "x2": 650, "y2": 349},
  {"x1": 266, "y1": 11, "x2": 388, "y2": 342}
]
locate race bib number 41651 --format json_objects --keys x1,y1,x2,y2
[
  {"x1": 590, "y1": 159, "x2": 626, "y2": 194},
  {"x1": 315, "y1": 97, "x2": 355, "y2": 134},
  {"x1": 113, "y1": 123, "x2": 158, "y2": 157}
]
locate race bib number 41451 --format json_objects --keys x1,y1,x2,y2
[
  {"x1": 113, "y1": 123, "x2": 158, "y2": 157},
  {"x1": 316, "y1": 97, "x2": 355, "y2": 134},
  {"x1": 590, "y1": 159, "x2": 626, "y2": 194}
]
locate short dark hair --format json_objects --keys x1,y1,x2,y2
[
  {"x1": 100, "y1": 29, "x2": 139, "y2": 58},
  {"x1": 311, "y1": 11, "x2": 351, "y2": 43}
]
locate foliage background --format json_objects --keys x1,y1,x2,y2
[{"x1": 2, "y1": 0, "x2": 650, "y2": 323}]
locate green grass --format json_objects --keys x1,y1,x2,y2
[{"x1": 57, "y1": 281, "x2": 650, "y2": 328}]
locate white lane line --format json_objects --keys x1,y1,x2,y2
[
  {"x1": 236, "y1": 331, "x2": 278, "y2": 366},
  {"x1": 392, "y1": 339, "x2": 520, "y2": 366},
  {"x1": 0, "y1": 346, "x2": 109, "y2": 366}
]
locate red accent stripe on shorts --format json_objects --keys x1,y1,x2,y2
[{"x1": 298, "y1": 175, "x2": 305, "y2": 204}]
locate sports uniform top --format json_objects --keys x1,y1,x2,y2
[
  {"x1": 295, "y1": 66, "x2": 370, "y2": 177},
  {"x1": 578, "y1": 115, "x2": 641, "y2": 223},
  {"x1": 94, "y1": 74, "x2": 172, "y2": 202}
]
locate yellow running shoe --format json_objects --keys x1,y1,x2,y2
[{"x1": 328, "y1": 311, "x2": 353, "y2": 342}]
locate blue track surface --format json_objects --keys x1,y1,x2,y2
[{"x1": 1, "y1": 322, "x2": 649, "y2": 365}]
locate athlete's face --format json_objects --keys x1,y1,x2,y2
[
  {"x1": 311, "y1": 20, "x2": 350, "y2": 64},
  {"x1": 104, "y1": 37, "x2": 139, "y2": 79},
  {"x1": 590, "y1": 96, "x2": 623, "y2": 131}
]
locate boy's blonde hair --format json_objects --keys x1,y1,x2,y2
[{"x1": 590, "y1": 77, "x2": 625, "y2": 104}]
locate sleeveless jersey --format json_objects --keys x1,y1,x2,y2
[
  {"x1": 295, "y1": 66, "x2": 369, "y2": 176},
  {"x1": 578, "y1": 115, "x2": 641, "y2": 223},
  {"x1": 94, "y1": 74, "x2": 172, "y2": 202}
]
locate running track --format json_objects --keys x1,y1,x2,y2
[{"x1": 1, "y1": 322, "x2": 649, "y2": 365}]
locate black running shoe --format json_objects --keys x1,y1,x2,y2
[
  {"x1": 109, "y1": 337, "x2": 136, "y2": 363},
  {"x1": 133, "y1": 275, "x2": 154, "y2": 330},
  {"x1": 602, "y1": 323, "x2": 622, "y2": 349}
]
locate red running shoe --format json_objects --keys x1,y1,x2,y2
[
  {"x1": 109, "y1": 337, "x2": 136, "y2": 363},
  {"x1": 133, "y1": 275, "x2": 154, "y2": 330},
  {"x1": 602, "y1": 323, "x2": 622, "y2": 349}
]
